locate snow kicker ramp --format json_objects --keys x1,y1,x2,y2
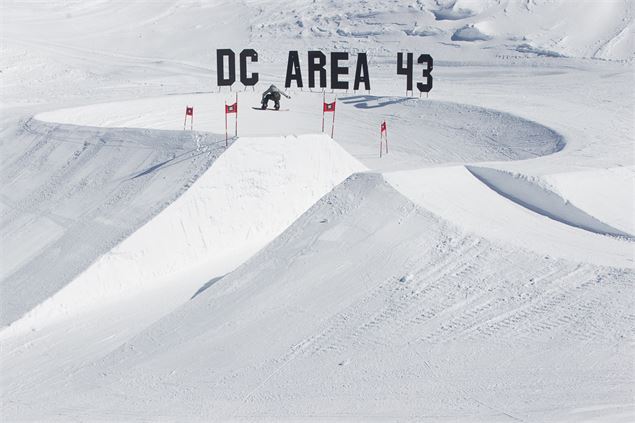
[
  {"x1": 3, "y1": 133, "x2": 365, "y2": 337},
  {"x1": 0, "y1": 119, "x2": 224, "y2": 326},
  {"x1": 23, "y1": 173, "x2": 633, "y2": 422}
]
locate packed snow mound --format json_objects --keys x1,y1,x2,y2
[
  {"x1": 4, "y1": 134, "x2": 366, "y2": 335},
  {"x1": 432, "y1": 5, "x2": 476, "y2": 21},
  {"x1": 451, "y1": 25, "x2": 492, "y2": 42},
  {"x1": 36, "y1": 92, "x2": 565, "y2": 171},
  {"x1": 385, "y1": 166, "x2": 633, "y2": 268},
  {"x1": 466, "y1": 165, "x2": 633, "y2": 239},
  {"x1": 0, "y1": 119, "x2": 223, "y2": 326},
  {"x1": 25, "y1": 173, "x2": 633, "y2": 421}
]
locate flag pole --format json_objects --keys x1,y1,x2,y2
[
  {"x1": 331, "y1": 97, "x2": 336, "y2": 138},
  {"x1": 321, "y1": 92, "x2": 325, "y2": 133},
  {"x1": 385, "y1": 125, "x2": 388, "y2": 154},
  {"x1": 225, "y1": 101, "x2": 228, "y2": 147}
]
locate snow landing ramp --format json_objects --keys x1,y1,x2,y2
[
  {"x1": 31, "y1": 173, "x2": 634, "y2": 421},
  {"x1": 4, "y1": 134, "x2": 365, "y2": 336}
]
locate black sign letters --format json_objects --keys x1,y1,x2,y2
[{"x1": 216, "y1": 49, "x2": 432, "y2": 94}]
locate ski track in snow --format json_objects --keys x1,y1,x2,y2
[{"x1": 1, "y1": 0, "x2": 634, "y2": 421}]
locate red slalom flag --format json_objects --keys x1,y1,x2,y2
[
  {"x1": 184, "y1": 106, "x2": 194, "y2": 130},
  {"x1": 379, "y1": 121, "x2": 388, "y2": 158},
  {"x1": 321, "y1": 96, "x2": 337, "y2": 137},
  {"x1": 225, "y1": 102, "x2": 238, "y2": 114},
  {"x1": 225, "y1": 94, "x2": 238, "y2": 147},
  {"x1": 323, "y1": 101, "x2": 336, "y2": 112}
]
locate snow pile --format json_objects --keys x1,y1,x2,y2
[
  {"x1": 404, "y1": 26, "x2": 443, "y2": 37},
  {"x1": 451, "y1": 25, "x2": 492, "y2": 42},
  {"x1": 515, "y1": 43, "x2": 566, "y2": 58},
  {"x1": 432, "y1": 7, "x2": 475, "y2": 22},
  {"x1": 5, "y1": 134, "x2": 366, "y2": 334}
]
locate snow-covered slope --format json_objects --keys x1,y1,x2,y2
[
  {"x1": 1, "y1": 0, "x2": 634, "y2": 421},
  {"x1": 1, "y1": 134, "x2": 365, "y2": 419},
  {"x1": 12, "y1": 173, "x2": 631, "y2": 422},
  {"x1": 247, "y1": 0, "x2": 634, "y2": 61},
  {"x1": 0, "y1": 119, "x2": 224, "y2": 326},
  {"x1": 5, "y1": 133, "x2": 365, "y2": 335}
]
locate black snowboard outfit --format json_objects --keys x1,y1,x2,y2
[{"x1": 261, "y1": 85, "x2": 290, "y2": 110}]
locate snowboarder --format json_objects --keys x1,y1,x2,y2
[{"x1": 261, "y1": 84, "x2": 290, "y2": 110}]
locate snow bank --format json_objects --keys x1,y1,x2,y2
[
  {"x1": 4, "y1": 134, "x2": 366, "y2": 334},
  {"x1": 432, "y1": 8, "x2": 475, "y2": 21},
  {"x1": 385, "y1": 166, "x2": 633, "y2": 268},
  {"x1": 404, "y1": 26, "x2": 443, "y2": 37},
  {"x1": 516, "y1": 43, "x2": 566, "y2": 58},
  {"x1": 466, "y1": 165, "x2": 632, "y2": 238},
  {"x1": 451, "y1": 25, "x2": 492, "y2": 42}
]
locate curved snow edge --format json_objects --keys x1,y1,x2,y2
[
  {"x1": 466, "y1": 165, "x2": 633, "y2": 239},
  {"x1": 384, "y1": 166, "x2": 633, "y2": 268}
]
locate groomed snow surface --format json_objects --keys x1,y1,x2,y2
[
  {"x1": 4, "y1": 133, "x2": 365, "y2": 336},
  {"x1": 1, "y1": 0, "x2": 634, "y2": 422}
]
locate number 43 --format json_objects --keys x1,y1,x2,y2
[{"x1": 397, "y1": 53, "x2": 433, "y2": 94}]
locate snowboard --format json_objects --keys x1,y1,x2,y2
[{"x1": 252, "y1": 107, "x2": 289, "y2": 112}]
